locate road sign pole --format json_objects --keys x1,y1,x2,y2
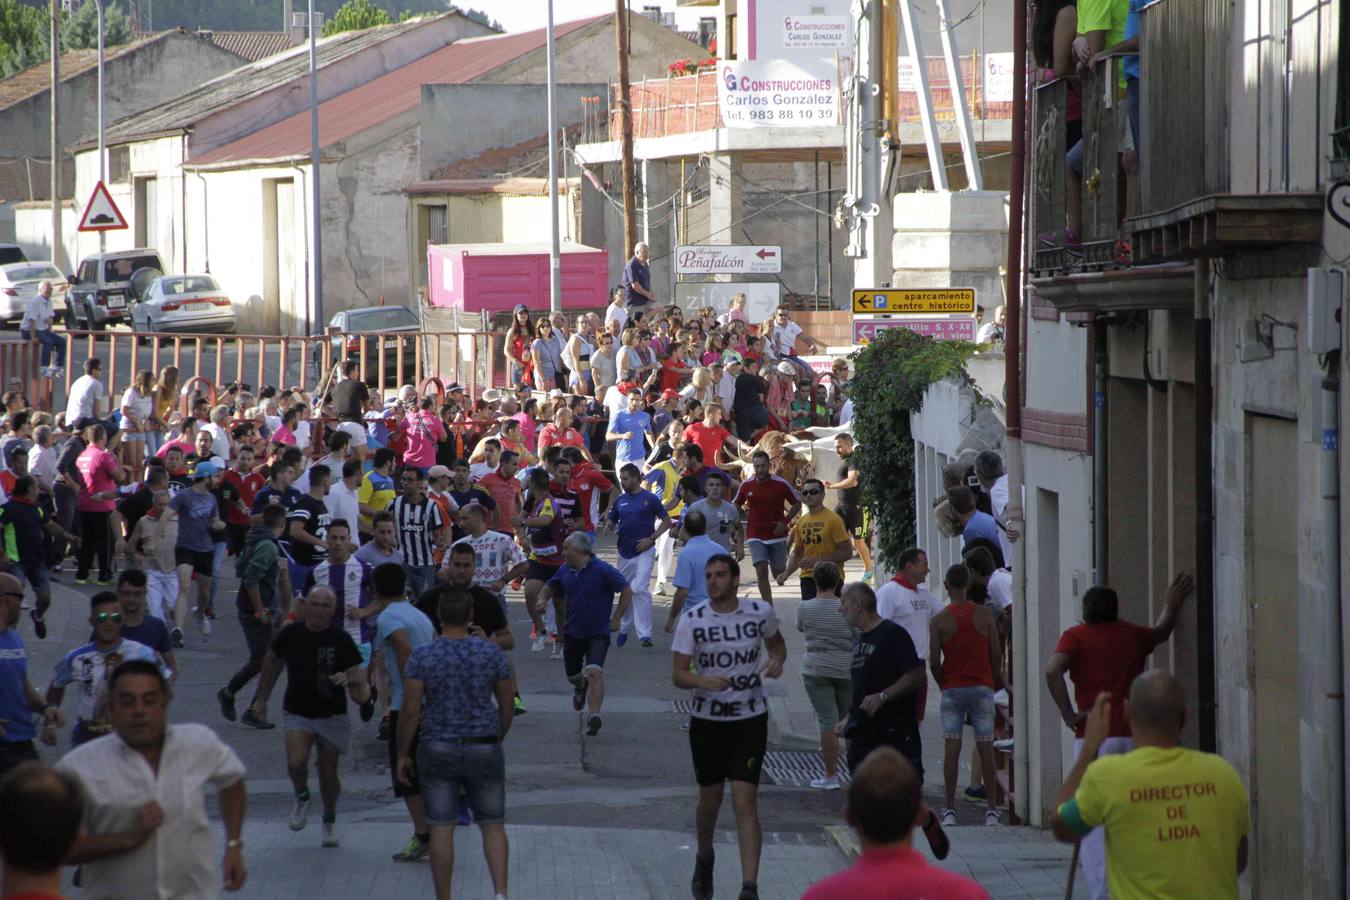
[{"x1": 97, "y1": 0, "x2": 105, "y2": 253}]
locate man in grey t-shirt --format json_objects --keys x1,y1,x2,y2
[{"x1": 685, "y1": 471, "x2": 742, "y2": 555}]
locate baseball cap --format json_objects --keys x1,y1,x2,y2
[
  {"x1": 446, "y1": 382, "x2": 465, "y2": 394},
  {"x1": 615, "y1": 381, "x2": 637, "y2": 395},
  {"x1": 660, "y1": 388, "x2": 680, "y2": 400},
  {"x1": 427, "y1": 464, "x2": 452, "y2": 480},
  {"x1": 513, "y1": 303, "x2": 529, "y2": 313},
  {"x1": 776, "y1": 361, "x2": 797, "y2": 376},
  {"x1": 192, "y1": 460, "x2": 221, "y2": 480}
]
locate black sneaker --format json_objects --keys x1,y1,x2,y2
[
  {"x1": 691, "y1": 851, "x2": 714, "y2": 900},
  {"x1": 170, "y1": 627, "x2": 184, "y2": 649},
  {"x1": 737, "y1": 884, "x2": 760, "y2": 900},
  {"x1": 572, "y1": 677, "x2": 587, "y2": 712},
  {"x1": 963, "y1": 784, "x2": 987, "y2": 801},
  {"x1": 640, "y1": 637, "x2": 654, "y2": 648},
  {"x1": 586, "y1": 714, "x2": 602, "y2": 736},
  {"x1": 29, "y1": 609, "x2": 46, "y2": 640},
  {"x1": 922, "y1": 810, "x2": 951, "y2": 860},
  {"x1": 377, "y1": 713, "x2": 391, "y2": 741},
  {"x1": 217, "y1": 688, "x2": 237, "y2": 722},
  {"x1": 360, "y1": 684, "x2": 377, "y2": 722},
  {"x1": 240, "y1": 709, "x2": 275, "y2": 730}
]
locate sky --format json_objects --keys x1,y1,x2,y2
[{"x1": 475, "y1": 1, "x2": 709, "y2": 34}]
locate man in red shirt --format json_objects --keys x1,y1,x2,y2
[
  {"x1": 732, "y1": 450, "x2": 800, "y2": 606},
  {"x1": 929, "y1": 563, "x2": 1004, "y2": 827},
  {"x1": 802, "y1": 747, "x2": 986, "y2": 900},
  {"x1": 476, "y1": 450, "x2": 523, "y2": 536},
  {"x1": 682, "y1": 404, "x2": 738, "y2": 470},
  {"x1": 562, "y1": 446, "x2": 614, "y2": 536},
  {"x1": 1043, "y1": 572, "x2": 1193, "y2": 898},
  {"x1": 222, "y1": 444, "x2": 265, "y2": 555}
]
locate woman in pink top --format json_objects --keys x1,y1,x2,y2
[
  {"x1": 402, "y1": 395, "x2": 447, "y2": 472},
  {"x1": 75, "y1": 424, "x2": 126, "y2": 584}
]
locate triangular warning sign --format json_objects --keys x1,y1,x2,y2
[{"x1": 78, "y1": 180, "x2": 128, "y2": 232}]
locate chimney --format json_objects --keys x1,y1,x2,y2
[{"x1": 291, "y1": 8, "x2": 323, "y2": 45}]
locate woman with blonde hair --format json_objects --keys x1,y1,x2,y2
[
  {"x1": 725, "y1": 292, "x2": 749, "y2": 325},
  {"x1": 616, "y1": 326, "x2": 643, "y2": 383},
  {"x1": 147, "y1": 365, "x2": 178, "y2": 457},
  {"x1": 680, "y1": 366, "x2": 717, "y2": 407},
  {"x1": 119, "y1": 370, "x2": 155, "y2": 472}
]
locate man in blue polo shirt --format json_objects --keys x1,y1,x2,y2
[
  {"x1": 621, "y1": 242, "x2": 656, "y2": 321},
  {"x1": 604, "y1": 463, "x2": 671, "y2": 649},
  {"x1": 664, "y1": 509, "x2": 726, "y2": 630},
  {"x1": 540, "y1": 532, "x2": 632, "y2": 737},
  {"x1": 606, "y1": 389, "x2": 654, "y2": 467}
]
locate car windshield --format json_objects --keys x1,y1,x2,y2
[
  {"x1": 104, "y1": 255, "x2": 162, "y2": 283},
  {"x1": 161, "y1": 276, "x2": 219, "y2": 295},
  {"x1": 341, "y1": 307, "x2": 418, "y2": 331},
  {"x1": 3, "y1": 264, "x2": 62, "y2": 283}
]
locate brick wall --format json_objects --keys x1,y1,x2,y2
[{"x1": 795, "y1": 311, "x2": 853, "y2": 348}]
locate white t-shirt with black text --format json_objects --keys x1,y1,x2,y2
[
  {"x1": 672, "y1": 598, "x2": 779, "y2": 722},
  {"x1": 876, "y1": 578, "x2": 939, "y2": 660}
]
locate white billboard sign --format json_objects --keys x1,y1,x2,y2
[
  {"x1": 781, "y1": 15, "x2": 849, "y2": 50},
  {"x1": 674, "y1": 282, "x2": 781, "y2": 324},
  {"x1": 717, "y1": 58, "x2": 840, "y2": 128},
  {"x1": 675, "y1": 245, "x2": 782, "y2": 275}
]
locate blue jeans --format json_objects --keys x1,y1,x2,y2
[
  {"x1": 418, "y1": 739, "x2": 505, "y2": 826},
  {"x1": 939, "y1": 685, "x2": 996, "y2": 741},
  {"x1": 20, "y1": 328, "x2": 65, "y2": 368}
]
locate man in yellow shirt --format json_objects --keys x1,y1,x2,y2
[
  {"x1": 1050, "y1": 671, "x2": 1250, "y2": 899},
  {"x1": 778, "y1": 478, "x2": 852, "y2": 600}
]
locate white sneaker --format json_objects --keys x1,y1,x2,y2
[
  {"x1": 322, "y1": 822, "x2": 339, "y2": 847},
  {"x1": 549, "y1": 639, "x2": 563, "y2": 660},
  {"x1": 289, "y1": 796, "x2": 311, "y2": 831},
  {"x1": 985, "y1": 808, "x2": 1001, "y2": 827},
  {"x1": 197, "y1": 615, "x2": 212, "y2": 637},
  {"x1": 810, "y1": 775, "x2": 841, "y2": 791},
  {"x1": 530, "y1": 633, "x2": 549, "y2": 653},
  {"x1": 654, "y1": 582, "x2": 668, "y2": 596},
  {"x1": 941, "y1": 807, "x2": 957, "y2": 827}
]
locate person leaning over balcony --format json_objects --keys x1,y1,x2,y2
[
  {"x1": 1091, "y1": 0, "x2": 1142, "y2": 221},
  {"x1": 1064, "y1": 0, "x2": 1128, "y2": 243},
  {"x1": 1033, "y1": 0, "x2": 1083, "y2": 245}
]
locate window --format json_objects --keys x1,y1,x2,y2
[
  {"x1": 77, "y1": 260, "x2": 97, "y2": 283},
  {"x1": 103, "y1": 254, "x2": 163, "y2": 283},
  {"x1": 108, "y1": 146, "x2": 130, "y2": 183},
  {"x1": 344, "y1": 307, "x2": 419, "y2": 331},
  {"x1": 427, "y1": 204, "x2": 448, "y2": 245},
  {"x1": 726, "y1": 14, "x2": 737, "y2": 59},
  {"x1": 1335, "y1": 0, "x2": 1350, "y2": 160}
]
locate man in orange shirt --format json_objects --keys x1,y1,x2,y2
[{"x1": 476, "y1": 451, "x2": 522, "y2": 537}]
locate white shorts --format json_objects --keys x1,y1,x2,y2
[{"x1": 337, "y1": 421, "x2": 368, "y2": 448}]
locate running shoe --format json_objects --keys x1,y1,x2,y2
[
  {"x1": 205, "y1": 605, "x2": 216, "y2": 621},
  {"x1": 513, "y1": 695, "x2": 527, "y2": 715},
  {"x1": 217, "y1": 688, "x2": 236, "y2": 722},
  {"x1": 197, "y1": 615, "x2": 212, "y2": 637},
  {"x1": 572, "y1": 682, "x2": 586, "y2": 711},
  {"x1": 861, "y1": 571, "x2": 874, "y2": 584},
  {"x1": 321, "y1": 822, "x2": 339, "y2": 847},
  {"x1": 530, "y1": 633, "x2": 549, "y2": 653},
  {"x1": 170, "y1": 627, "x2": 184, "y2": 649},
  {"x1": 511, "y1": 579, "x2": 522, "y2": 591},
  {"x1": 691, "y1": 851, "x2": 715, "y2": 900},
  {"x1": 963, "y1": 784, "x2": 987, "y2": 801},
  {"x1": 96, "y1": 578, "x2": 113, "y2": 586},
  {"x1": 73, "y1": 578, "x2": 88, "y2": 586},
  {"x1": 377, "y1": 714, "x2": 391, "y2": 741},
  {"x1": 29, "y1": 610, "x2": 46, "y2": 640},
  {"x1": 616, "y1": 631, "x2": 629, "y2": 648},
  {"x1": 654, "y1": 582, "x2": 669, "y2": 596},
  {"x1": 985, "y1": 808, "x2": 1001, "y2": 827},
  {"x1": 940, "y1": 807, "x2": 957, "y2": 827},
  {"x1": 289, "y1": 795, "x2": 312, "y2": 831},
  {"x1": 922, "y1": 810, "x2": 951, "y2": 860},
  {"x1": 549, "y1": 637, "x2": 563, "y2": 660},
  {"x1": 737, "y1": 884, "x2": 759, "y2": 900},
  {"x1": 240, "y1": 709, "x2": 275, "y2": 730},
  {"x1": 810, "y1": 775, "x2": 841, "y2": 791},
  {"x1": 360, "y1": 684, "x2": 377, "y2": 722},
  {"x1": 392, "y1": 834, "x2": 429, "y2": 862},
  {"x1": 586, "y1": 714, "x2": 602, "y2": 736},
  {"x1": 640, "y1": 637, "x2": 653, "y2": 648}
]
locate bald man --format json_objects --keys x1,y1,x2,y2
[
  {"x1": 0, "y1": 573, "x2": 64, "y2": 776},
  {"x1": 251, "y1": 586, "x2": 369, "y2": 848},
  {"x1": 1051, "y1": 671, "x2": 1250, "y2": 900}
]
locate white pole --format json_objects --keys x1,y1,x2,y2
[
  {"x1": 897, "y1": 0, "x2": 948, "y2": 189},
  {"x1": 933, "y1": 0, "x2": 983, "y2": 189},
  {"x1": 97, "y1": 0, "x2": 105, "y2": 252},
  {"x1": 546, "y1": 0, "x2": 561, "y2": 314},
  {"x1": 309, "y1": 0, "x2": 322, "y2": 334}
]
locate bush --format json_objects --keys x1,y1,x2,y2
[{"x1": 849, "y1": 327, "x2": 978, "y2": 569}]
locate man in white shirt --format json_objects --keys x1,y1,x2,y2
[
  {"x1": 65, "y1": 357, "x2": 108, "y2": 432},
  {"x1": 56, "y1": 658, "x2": 248, "y2": 898},
  {"x1": 604, "y1": 285, "x2": 629, "y2": 332},
  {"x1": 297, "y1": 430, "x2": 351, "y2": 493},
  {"x1": 875, "y1": 547, "x2": 938, "y2": 716},
  {"x1": 202, "y1": 405, "x2": 233, "y2": 461},
  {"x1": 19, "y1": 280, "x2": 65, "y2": 377},
  {"x1": 28, "y1": 424, "x2": 58, "y2": 495},
  {"x1": 712, "y1": 361, "x2": 736, "y2": 411},
  {"x1": 325, "y1": 459, "x2": 363, "y2": 547},
  {"x1": 766, "y1": 308, "x2": 824, "y2": 375}
]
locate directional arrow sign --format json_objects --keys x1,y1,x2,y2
[
  {"x1": 78, "y1": 180, "x2": 128, "y2": 232},
  {"x1": 852, "y1": 287, "x2": 976, "y2": 315},
  {"x1": 675, "y1": 244, "x2": 783, "y2": 275},
  {"x1": 853, "y1": 315, "x2": 977, "y2": 344}
]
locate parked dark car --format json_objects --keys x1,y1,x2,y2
[{"x1": 326, "y1": 305, "x2": 421, "y2": 385}]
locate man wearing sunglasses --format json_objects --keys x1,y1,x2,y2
[
  {"x1": 46, "y1": 592, "x2": 163, "y2": 746},
  {"x1": 778, "y1": 478, "x2": 852, "y2": 601}
]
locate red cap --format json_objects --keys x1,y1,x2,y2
[
  {"x1": 615, "y1": 381, "x2": 637, "y2": 395},
  {"x1": 660, "y1": 389, "x2": 680, "y2": 400}
]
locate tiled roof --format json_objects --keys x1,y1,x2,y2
[
  {"x1": 200, "y1": 31, "x2": 294, "y2": 63},
  {"x1": 0, "y1": 33, "x2": 171, "y2": 112},
  {"x1": 403, "y1": 176, "x2": 577, "y2": 196},
  {"x1": 190, "y1": 15, "x2": 604, "y2": 167}
]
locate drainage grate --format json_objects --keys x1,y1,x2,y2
[{"x1": 761, "y1": 750, "x2": 851, "y2": 787}]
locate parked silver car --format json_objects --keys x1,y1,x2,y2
[
  {"x1": 0, "y1": 261, "x2": 67, "y2": 325},
  {"x1": 131, "y1": 274, "x2": 236, "y2": 335}
]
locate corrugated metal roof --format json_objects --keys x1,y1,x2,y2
[
  {"x1": 191, "y1": 15, "x2": 604, "y2": 167},
  {"x1": 100, "y1": 16, "x2": 451, "y2": 145},
  {"x1": 200, "y1": 31, "x2": 295, "y2": 63},
  {"x1": 0, "y1": 33, "x2": 176, "y2": 112}
]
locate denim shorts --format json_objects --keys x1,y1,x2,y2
[
  {"x1": 939, "y1": 685, "x2": 996, "y2": 741},
  {"x1": 418, "y1": 738, "x2": 505, "y2": 826},
  {"x1": 13, "y1": 558, "x2": 51, "y2": 597},
  {"x1": 747, "y1": 540, "x2": 787, "y2": 571},
  {"x1": 563, "y1": 634, "x2": 610, "y2": 679}
]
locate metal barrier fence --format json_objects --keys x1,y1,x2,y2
[{"x1": 5, "y1": 329, "x2": 507, "y2": 416}]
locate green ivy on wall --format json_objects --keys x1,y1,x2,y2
[{"x1": 849, "y1": 327, "x2": 979, "y2": 569}]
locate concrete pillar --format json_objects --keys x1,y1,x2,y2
[
  {"x1": 892, "y1": 190, "x2": 1009, "y2": 320},
  {"x1": 641, "y1": 158, "x2": 673, "y2": 302},
  {"x1": 706, "y1": 153, "x2": 743, "y2": 247}
]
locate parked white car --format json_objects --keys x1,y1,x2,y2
[
  {"x1": 0, "y1": 261, "x2": 67, "y2": 325},
  {"x1": 131, "y1": 274, "x2": 236, "y2": 335}
]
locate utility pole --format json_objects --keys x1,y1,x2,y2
[
  {"x1": 546, "y1": 0, "x2": 561, "y2": 313},
  {"x1": 49, "y1": 0, "x2": 61, "y2": 271},
  {"x1": 308, "y1": 0, "x2": 322, "y2": 334},
  {"x1": 614, "y1": 0, "x2": 636, "y2": 256}
]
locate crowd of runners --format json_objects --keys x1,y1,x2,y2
[{"x1": 0, "y1": 259, "x2": 1253, "y2": 899}]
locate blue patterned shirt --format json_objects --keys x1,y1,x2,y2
[{"x1": 405, "y1": 636, "x2": 511, "y2": 740}]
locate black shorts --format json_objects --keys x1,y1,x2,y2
[
  {"x1": 174, "y1": 547, "x2": 215, "y2": 577},
  {"x1": 845, "y1": 722, "x2": 923, "y2": 782},
  {"x1": 387, "y1": 709, "x2": 420, "y2": 798},
  {"x1": 525, "y1": 559, "x2": 561, "y2": 583},
  {"x1": 688, "y1": 713, "x2": 769, "y2": 787},
  {"x1": 563, "y1": 635, "x2": 610, "y2": 678},
  {"x1": 836, "y1": 504, "x2": 865, "y2": 537}
]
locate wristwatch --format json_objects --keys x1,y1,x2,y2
[{"x1": 878, "y1": 690, "x2": 888, "y2": 703}]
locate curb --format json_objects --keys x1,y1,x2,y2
[
  {"x1": 823, "y1": 824, "x2": 860, "y2": 862},
  {"x1": 766, "y1": 695, "x2": 825, "y2": 751}
]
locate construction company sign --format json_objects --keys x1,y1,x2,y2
[
  {"x1": 717, "y1": 58, "x2": 839, "y2": 127},
  {"x1": 675, "y1": 244, "x2": 782, "y2": 275},
  {"x1": 781, "y1": 15, "x2": 849, "y2": 50}
]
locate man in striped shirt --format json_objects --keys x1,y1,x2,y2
[{"x1": 390, "y1": 469, "x2": 450, "y2": 599}]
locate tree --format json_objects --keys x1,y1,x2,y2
[
  {"x1": 0, "y1": 0, "x2": 49, "y2": 77},
  {"x1": 455, "y1": 6, "x2": 501, "y2": 32},
  {"x1": 321, "y1": 0, "x2": 391, "y2": 36},
  {"x1": 61, "y1": 0, "x2": 134, "y2": 51}
]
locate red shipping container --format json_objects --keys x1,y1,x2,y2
[{"x1": 426, "y1": 242, "x2": 610, "y2": 313}]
